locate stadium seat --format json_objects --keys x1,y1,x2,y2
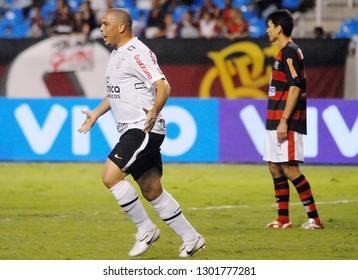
[
  {"x1": 5, "y1": 8, "x2": 23, "y2": 24},
  {"x1": 248, "y1": 17, "x2": 266, "y2": 38},
  {"x1": 4, "y1": 0, "x2": 13, "y2": 6},
  {"x1": 240, "y1": 5, "x2": 259, "y2": 21},
  {"x1": 113, "y1": 0, "x2": 134, "y2": 8},
  {"x1": 193, "y1": 0, "x2": 205, "y2": 6},
  {"x1": 68, "y1": 0, "x2": 83, "y2": 12},
  {"x1": 282, "y1": 0, "x2": 300, "y2": 10},
  {"x1": 212, "y1": 0, "x2": 225, "y2": 9},
  {"x1": 172, "y1": 5, "x2": 193, "y2": 23},
  {"x1": 333, "y1": 18, "x2": 358, "y2": 38},
  {"x1": 232, "y1": 0, "x2": 252, "y2": 7},
  {"x1": 10, "y1": 20, "x2": 30, "y2": 38},
  {"x1": 41, "y1": 0, "x2": 57, "y2": 24},
  {"x1": 0, "y1": 20, "x2": 30, "y2": 38},
  {"x1": 0, "y1": 21, "x2": 7, "y2": 38},
  {"x1": 42, "y1": 0, "x2": 57, "y2": 11},
  {"x1": 126, "y1": 7, "x2": 146, "y2": 21}
]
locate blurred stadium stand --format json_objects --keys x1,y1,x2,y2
[
  {"x1": 1, "y1": 1, "x2": 357, "y2": 99},
  {"x1": 301, "y1": 0, "x2": 358, "y2": 38},
  {"x1": 334, "y1": 18, "x2": 358, "y2": 38},
  {"x1": 0, "y1": 0, "x2": 310, "y2": 39},
  {"x1": 1, "y1": 0, "x2": 358, "y2": 40},
  {"x1": 0, "y1": 0, "x2": 358, "y2": 38}
]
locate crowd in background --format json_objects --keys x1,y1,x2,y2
[{"x1": 0, "y1": 0, "x2": 316, "y2": 39}]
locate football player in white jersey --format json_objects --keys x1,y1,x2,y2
[{"x1": 78, "y1": 8, "x2": 205, "y2": 258}]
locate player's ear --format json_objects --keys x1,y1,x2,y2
[
  {"x1": 278, "y1": 25, "x2": 283, "y2": 34},
  {"x1": 118, "y1": 23, "x2": 127, "y2": 33}
]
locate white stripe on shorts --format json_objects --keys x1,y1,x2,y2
[
  {"x1": 263, "y1": 130, "x2": 304, "y2": 162},
  {"x1": 122, "y1": 132, "x2": 149, "y2": 171}
]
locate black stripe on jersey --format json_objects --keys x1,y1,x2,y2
[
  {"x1": 266, "y1": 119, "x2": 307, "y2": 133},
  {"x1": 268, "y1": 100, "x2": 286, "y2": 110},
  {"x1": 272, "y1": 79, "x2": 305, "y2": 92},
  {"x1": 267, "y1": 99, "x2": 307, "y2": 111}
]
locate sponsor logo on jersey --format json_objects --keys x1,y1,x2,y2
[
  {"x1": 268, "y1": 86, "x2": 276, "y2": 97},
  {"x1": 156, "y1": 67, "x2": 163, "y2": 76},
  {"x1": 134, "y1": 54, "x2": 152, "y2": 79},
  {"x1": 107, "y1": 93, "x2": 120, "y2": 99},
  {"x1": 135, "y1": 82, "x2": 147, "y2": 89},
  {"x1": 117, "y1": 123, "x2": 128, "y2": 133},
  {"x1": 286, "y1": 58, "x2": 298, "y2": 78},
  {"x1": 127, "y1": 45, "x2": 136, "y2": 51},
  {"x1": 107, "y1": 85, "x2": 120, "y2": 93},
  {"x1": 149, "y1": 51, "x2": 157, "y2": 65}
]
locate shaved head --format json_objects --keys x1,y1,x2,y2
[
  {"x1": 100, "y1": 8, "x2": 134, "y2": 48},
  {"x1": 106, "y1": 8, "x2": 132, "y2": 29}
]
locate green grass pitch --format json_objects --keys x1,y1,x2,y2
[{"x1": 0, "y1": 163, "x2": 357, "y2": 260}]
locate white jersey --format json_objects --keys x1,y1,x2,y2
[{"x1": 106, "y1": 37, "x2": 166, "y2": 135}]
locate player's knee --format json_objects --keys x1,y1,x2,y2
[
  {"x1": 102, "y1": 176, "x2": 114, "y2": 189},
  {"x1": 282, "y1": 166, "x2": 301, "y2": 181},
  {"x1": 142, "y1": 188, "x2": 162, "y2": 202},
  {"x1": 102, "y1": 173, "x2": 123, "y2": 189},
  {"x1": 139, "y1": 180, "x2": 162, "y2": 201},
  {"x1": 101, "y1": 164, "x2": 126, "y2": 189},
  {"x1": 268, "y1": 162, "x2": 283, "y2": 177}
]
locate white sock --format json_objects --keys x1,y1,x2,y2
[
  {"x1": 150, "y1": 189, "x2": 197, "y2": 243},
  {"x1": 110, "y1": 180, "x2": 156, "y2": 234}
]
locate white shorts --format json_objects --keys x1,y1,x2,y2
[{"x1": 263, "y1": 130, "x2": 304, "y2": 163}]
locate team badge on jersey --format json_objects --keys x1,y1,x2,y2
[
  {"x1": 116, "y1": 57, "x2": 125, "y2": 69},
  {"x1": 274, "y1": 61, "x2": 279, "y2": 70}
]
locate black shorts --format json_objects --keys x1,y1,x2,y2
[{"x1": 108, "y1": 129, "x2": 165, "y2": 181}]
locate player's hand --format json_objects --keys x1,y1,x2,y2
[
  {"x1": 78, "y1": 110, "x2": 97, "y2": 134},
  {"x1": 143, "y1": 107, "x2": 156, "y2": 133},
  {"x1": 277, "y1": 120, "x2": 288, "y2": 143}
]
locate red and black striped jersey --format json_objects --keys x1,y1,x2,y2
[{"x1": 266, "y1": 41, "x2": 307, "y2": 134}]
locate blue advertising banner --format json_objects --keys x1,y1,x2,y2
[
  {"x1": 219, "y1": 99, "x2": 358, "y2": 164},
  {"x1": 0, "y1": 98, "x2": 116, "y2": 161},
  {"x1": 0, "y1": 98, "x2": 357, "y2": 164},
  {"x1": 219, "y1": 99, "x2": 267, "y2": 163},
  {"x1": 162, "y1": 98, "x2": 219, "y2": 162},
  {"x1": 0, "y1": 98, "x2": 219, "y2": 163}
]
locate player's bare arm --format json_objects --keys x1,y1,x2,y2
[
  {"x1": 277, "y1": 85, "x2": 301, "y2": 142},
  {"x1": 143, "y1": 79, "x2": 170, "y2": 133},
  {"x1": 78, "y1": 97, "x2": 111, "y2": 134}
]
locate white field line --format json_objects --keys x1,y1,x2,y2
[{"x1": 187, "y1": 199, "x2": 358, "y2": 211}]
